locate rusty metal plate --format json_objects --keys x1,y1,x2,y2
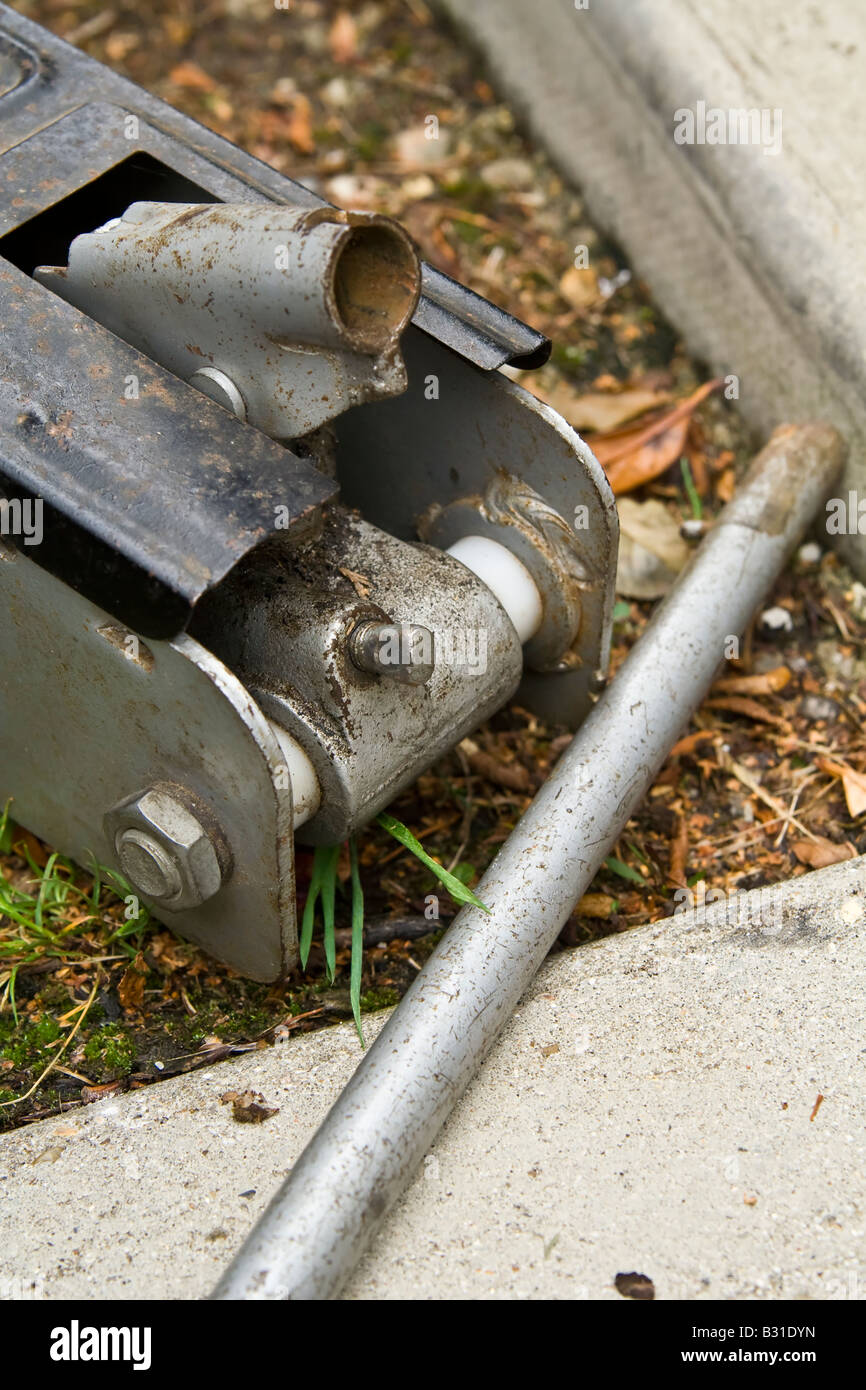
[
  {"x1": 0, "y1": 255, "x2": 336, "y2": 638},
  {"x1": 0, "y1": 540, "x2": 296, "y2": 981}
]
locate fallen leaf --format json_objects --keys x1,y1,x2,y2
[
  {"x1": 704, "y1": 695, "x2": 788, "y2": 726},
  {"x1": 669, "y1": 814, "x2": 688, "y2": 888},
  {"x1": 117, "y1": 952, "x2": 147, "y2": 1012},
  {"x1": 575, "y1": 892, "x2": 617, "y2": 918},
  {"x1": 528, "y1": 380, "x2": 669, "y2": 434},
  {"x1": 458, "y1": 738, "x2": 531, "y2": 792},
  {"x1": 791, "y1": 837, "x2": 856, "y2": 869},
  {"x1": 587, "y1": 379, "x2": 723, "y2": 494},
  {"x1": 716, "y1": 466, "x2": 736, "y2": 502},
  {"x1": 605, "y1": 417, "x2": 690, "y2": 494},
  {"x1": 81, "y1": 1080, "x2": 123, "y2": 1103},
  {"x1": 816, "y1": 756, "x2": 866, "y2": 818},
  {"x1": 168, "y1": 61, "x2": 216, "y2": 93},
  {"x1": 328, "y1": 10, "x2": 357, "y2": 64},
  {"x1": 614, "y1": 1271, "x2": 655, "y2": 1301},
  {"x1": 559, "y1": 264, "x2": 600, "y2": 310},
  {"x1": 12, "y1": 829, "x2": 48, "y2": 867},
  {"x1": 670, "y1": 729, "x2": 718, "y2": 758},
  {"x1": 713, "y1": 666, "x2": 791, "y2": 697},
  {"x1": 616, "y1": 496, "x2": 690, "y2": 599},
  {"x1": 220, "y1": 1089, "x2": 279, "y2": 1124},
  {"x1": 287, "y1": 94, "x2": 315, "y2": 155}
]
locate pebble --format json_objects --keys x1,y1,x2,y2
[
  {"x1": 392, "y1": 123, "x2": 452, "y2": 167},
  {"x1": 480, "y1": 156, "x2": 535, "y2": 189},
  {"x1": 801, "y1": 694, "x2": 839, "y2": 722},
  {"x1": 324, "y1": 174, "x2": 383, "y2": 208},
  {"x1": 798, "y1": 540, "x2": 823, "y2": 566},
  {"x1": 758, "y1": 605, "x2": 793, "y2": 637},
  {"x1": 321, "y1": 76, "x2": 352, "y2": 107},
  {"x1": 401, "y1": 173, "x2": 436, "y2": 201}
]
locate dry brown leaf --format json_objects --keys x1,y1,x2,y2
[
  {"x1": 81, "y1": 1080, "x2": 124, "y2": 1103},
  {"x1": 669, "y1": 730, "x2": 718, "y2": 757},
  {"x1": 605, "y1": 418, "x2": 690, "y2": 495},
  {"x1": 559, "y1": 265, "x2": 600, "y2": 310},
  {"x1": 117, "y1": 952, "x2": 147, "y2": 1012},
  {"x1": 668, "y1": 814, "x2": 689, "y2": 888},
  {"x1": 168, "y1": 61, "x2": 216, "y2": 92},
  {"x1": 713, "y1": 666, "x2": 791, "y2": 697},
  {"x1": 791, "y1": 837, "x2": 855, "y2": 869},
  {"x1": 616, "y1": 496, "x2": 690, "y2": 598},
  {"x1": 458, "y1": 738, "x2": 531, "y2": 792},
  {"x1": 587, "y1": 378, "x2": 723, "y2": 495},
  {"x1": 287, "y1": 94, "x2": 315, "y2": 155},
  {"x1": 575, "y1": 893, "x2": 617, "y2": 918},
  {"x1": 704, "y1": 695, "x2": 787, "y2": 726},
  {"x1": 531, "y1": 381, "x2": 669, "y2": 434},
  {"x1": 716, "y1": 467, "x2": 736, "y2": 502},
  {"x1": 328, "y1": 10, "x2": 358, "y2": 63},
  {"x1": 220, "y1": 1089, "x2": 279, "y2": 1124},
  {"x1": 816, "y1": 756, "x2": 866, "y2": 818},
  {"x1": 12, "y1": 828, "x2": 48, "y2": 867}
]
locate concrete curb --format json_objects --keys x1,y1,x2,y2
[
  {"x1": 438, "y1": 0, "x2": 866, "y2": 579},
  {"x1": 1, "y1": 855, "x2": 863, "y2": 1300}
]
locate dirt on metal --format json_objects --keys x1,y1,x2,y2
[{"x1": 2, "y1": 0, "x2": 864, "y2": 1130}]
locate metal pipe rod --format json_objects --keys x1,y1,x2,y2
[{"x1": 212, "y1": 422, "x2": 845, "y2": 1301}]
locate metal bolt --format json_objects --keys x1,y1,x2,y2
[
  {"x1": 104, "y1": 785, "x2": 231, "y2": 911},
  {"x1": 116, "y1": 828, "x2": 185, "y2": 901},
  {"x1": 347, "y1": 620, "x2": 435, "y2": 686},
  {"x1": 189, "y1": 367, "x2": 247, "y2": 421}
]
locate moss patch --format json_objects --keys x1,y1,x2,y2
[{"x1": 82, "y1": 1024, "x2": 137, "y2": 1082}]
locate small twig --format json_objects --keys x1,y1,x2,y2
[
  {"x1": 773, "y1": 771, "x2": 818, "y2": 848},
  {"x1": 720, "y1": 751, "x2": 819, "y2": 843}
]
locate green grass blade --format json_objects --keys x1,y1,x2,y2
[
  {"x1": 604, "y1": 855, "x2": 645, "y2": 886},
  {"x1": 0, "y1": 803, "x2": 12, "y2": 854},
  {"x1": 299, "y1": 851, "x2": 325, "y2": 970},
  {"x1": 680, "y1": 456, "x2": 702, "y2": 519},
  {"x1": 376, "y1": 812, "x2": 491, "y2": 913},
  {"x1": 349, "y1": 836, "x2": 365, "y2": 1047},
  {"x1": 320, "y1": 845, "x2": 340, "y2": 984}
]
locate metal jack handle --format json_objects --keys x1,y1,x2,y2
[{"x1": 212, "y1": 422, "x2": 846, "y2": 1300}]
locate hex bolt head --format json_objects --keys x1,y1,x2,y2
[
  {"x1": 347, "y1": 619, "x2": 435, "y2": 686},
  {"x1": 116, "y1": 828, "x2": 185, "y2": 902},
  {"x1": 103, "y1": 785, "x2": 232, "y2": 912}
]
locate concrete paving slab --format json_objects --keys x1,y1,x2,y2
[
  {"x1": 1, "y1": 856, "x2": 864, "y2": 1300},
  {"x1": 437, "y1": 0, "x2": 866, "y2": 580}
]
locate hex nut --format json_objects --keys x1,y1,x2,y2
[{"x1": 103, "y1": 784, "x2": 232, "y2": 912}]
